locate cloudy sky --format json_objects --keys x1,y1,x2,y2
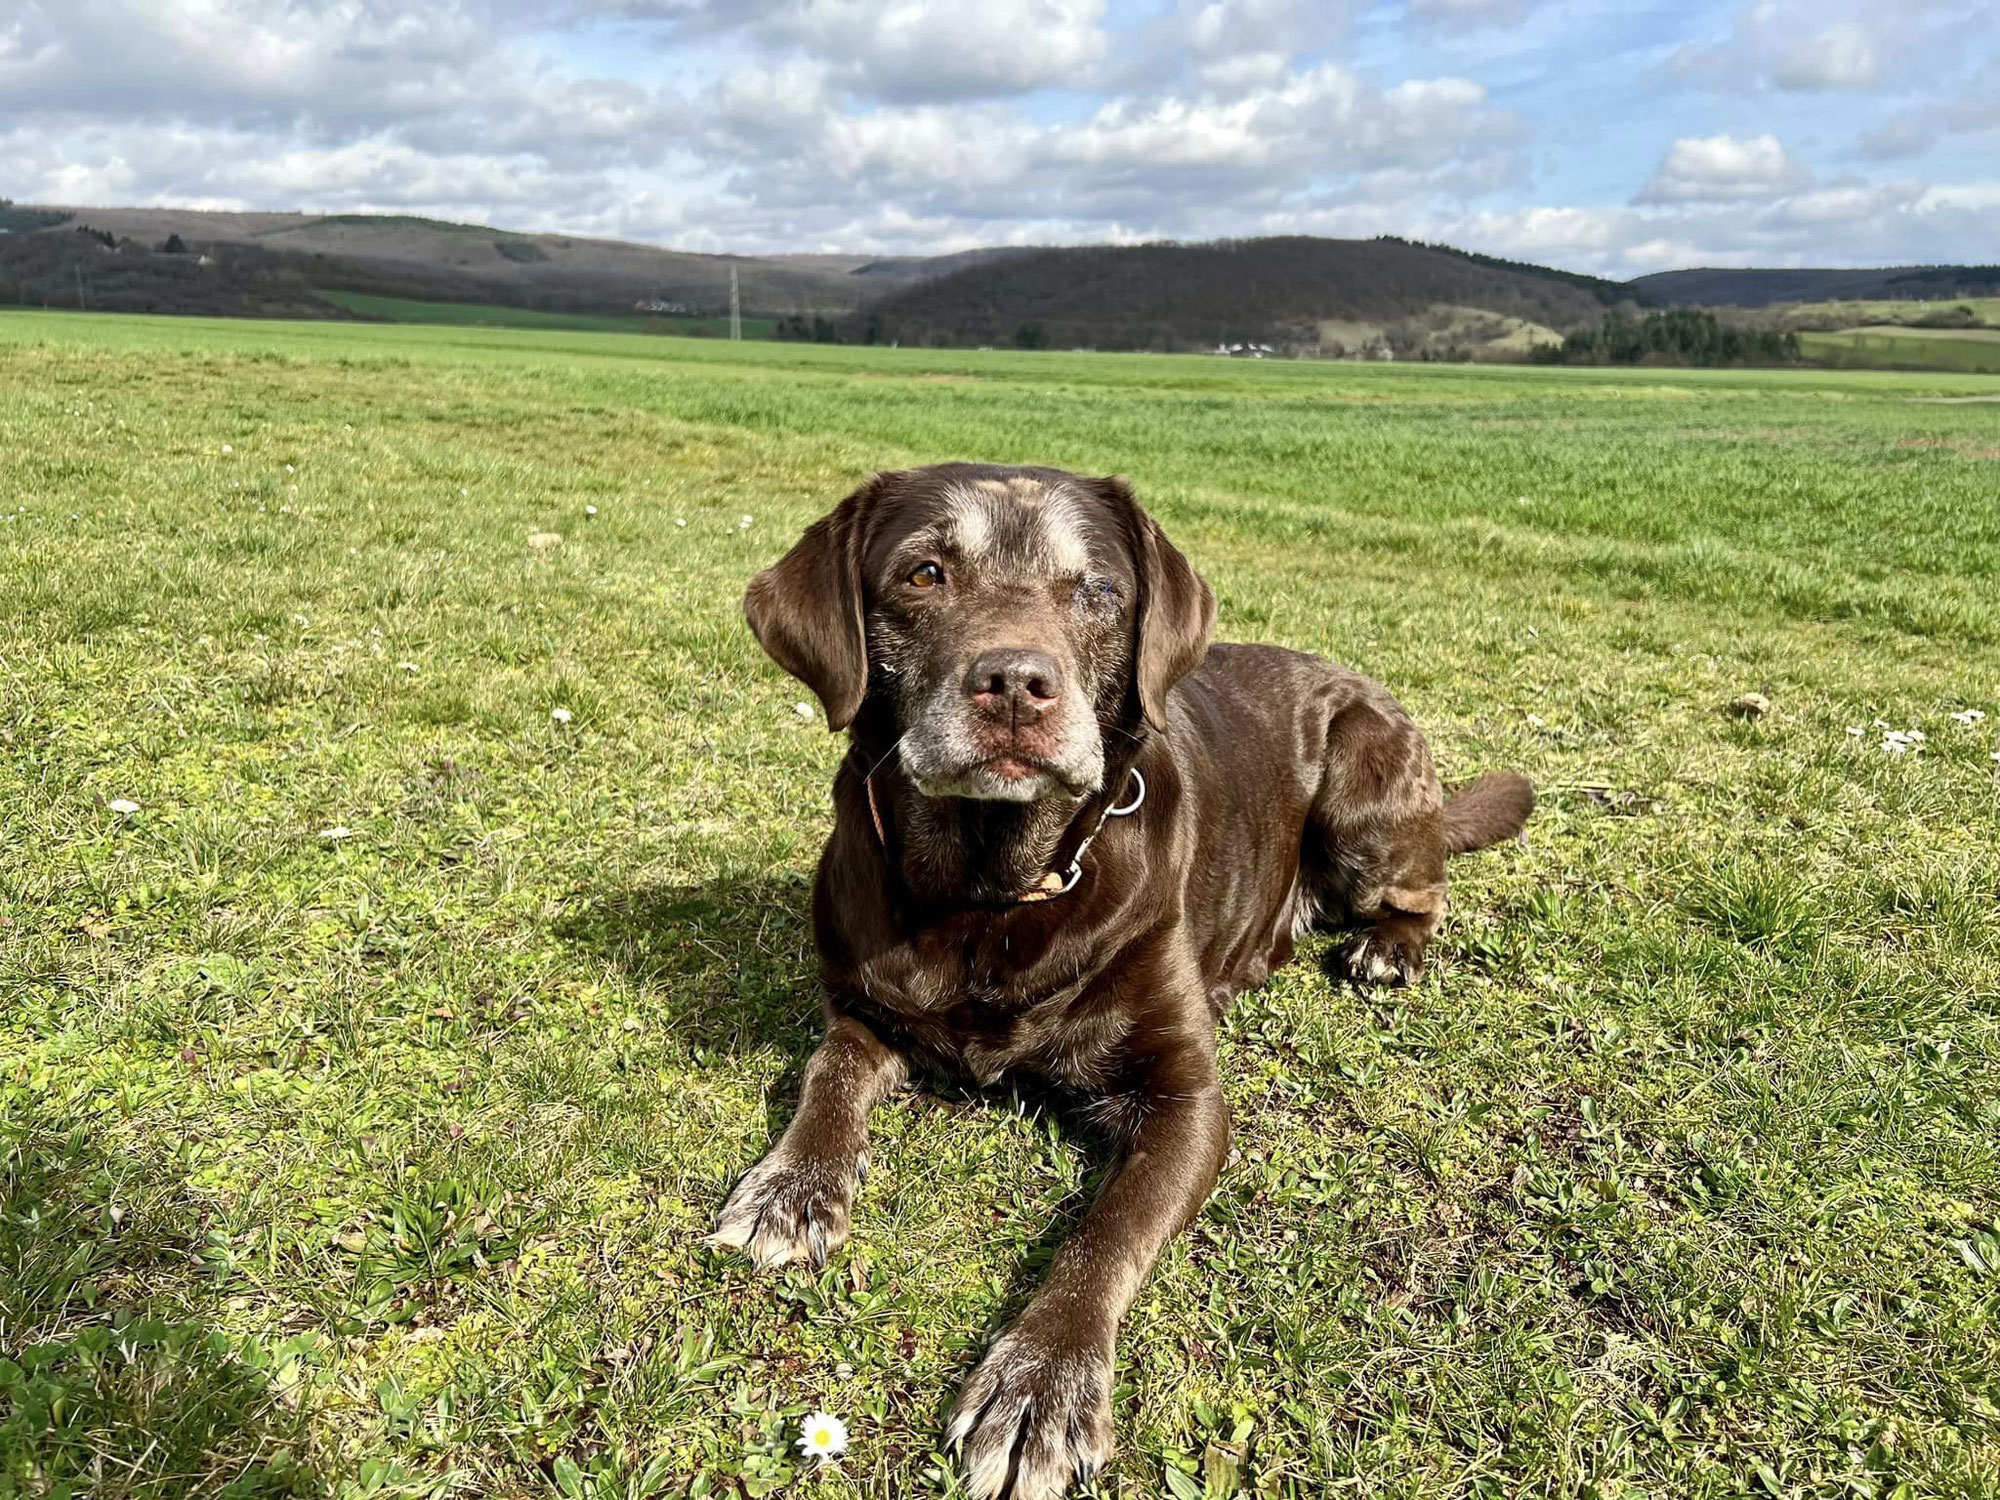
[{"x1": 5, "y1": 0, "x2": 1997, "y2": 273}]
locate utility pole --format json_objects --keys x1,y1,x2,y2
[{"x1": 729, "y1": 265, "x2": 741, "y2": 341}]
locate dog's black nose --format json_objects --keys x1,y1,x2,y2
[{"x1": 965, "y1": 648, "x2": 1063, "y2": 714}]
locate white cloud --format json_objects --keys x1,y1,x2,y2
[
  {"x1": 1767, "y1": 20, "x2": 1875, "y2": 89},
  {"x1": 769, "y1": 0, "x2": 1109, "y2": 100},
  {"x1": 1428, "y1": 174, "x2": 1994, "y2": 276},
  {"x1": 1054, "y1": 68, "x2": 1501, "y2": 176},
  {"x1": 1636, "y1": 133, "x2": 1805, "y2": 204},
  {"x1": 1454, "y1": 204, "x2": 1626, "y2": 255},
  {"x1": 1764, "y1": 179, "x2": 1923, "y2": 227},
  {"x1": 1197, "y1": 50, "x2": 1290, "y2": 92},
  {"x1": 1668, "y1": 2, "x2": 1977, "y2": 95},
  {"x1": 0, "y1": 0, "x2": 1995, "y2": 272},
  {"x1": 1916, "y1": 180, "x2": 2000, "y2": 213},
  {"x1": 1857, "y1": 54, "x2": 2000, "y2": 161},
  {"x1": 1186, "y1": 0, "x2": 1334, "y2": 56},
  {"x1": 691, "y1": 55, "x2": 1515, "y2": 234}
]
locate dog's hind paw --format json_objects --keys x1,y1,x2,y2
[
  {"x1": 707, "y1": 1147, "x2": 860, "y2": 1271},
  {"x1": 948, "y1": 1317, "x2": 1114, "y2": 1500}
]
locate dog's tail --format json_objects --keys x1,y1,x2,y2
[{"x1": 1444, "y1": 772, "x2": 1535, "y2": 855}]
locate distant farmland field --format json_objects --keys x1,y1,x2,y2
[
  {"x1": 316, "y1": 289, "x2": 777, "y2": 339},
  {"x1": 1782, "y1": 296, "x2": 2000, "y2": 326},
  {"x1": 2, "y1": 311, "x2": 1997, "y2": 1499},
  {"x1": 1802, "y1": 325, "x2": 2000, "y2": 374}
]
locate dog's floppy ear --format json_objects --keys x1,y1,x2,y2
[
  {"x1": 1097, "y1": 476, "x2": 1215, "y2": 732},
  {"x1": 743, "y1": 474, "x2": 889, "y2": 731}
]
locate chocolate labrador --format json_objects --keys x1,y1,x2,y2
[{"x1": 716, "y1": 463, "x2": 1532, "y2": 1498}]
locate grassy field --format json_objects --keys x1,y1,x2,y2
[
  {"x1": 1780, "y1": 299, "x2": 2000, "y2": 328},
  {"x1": 314, "y1": 292, "x2": 776, "y2": 341},
  {"x1": 3, "y1": 310, "x2": 1998, "y2": 1499},
  {"x1": 1802, "y1": 328, "x2": 2000, "y2": 376}
]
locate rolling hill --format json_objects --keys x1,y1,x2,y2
[
  {"x1": 9, "y1": 205, "x2": 884, "y2": 317},
  {"x1": 855, "y1": 236, "x2": 1621, "y2": 353}
]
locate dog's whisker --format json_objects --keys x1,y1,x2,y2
[{"x1": 862, "y1": 731, "x2": 911, "y2": 783}]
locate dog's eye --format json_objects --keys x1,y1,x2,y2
[
  {"x1": 907, "y1": 562, "x2": 946, "y2": 590},
  {"x1": 1076, "y1": 576, "x2": 1121, "y2": 609}
]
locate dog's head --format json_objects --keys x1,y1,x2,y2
[{"x1": 745, "y1": 464, "x2": 1214, "y2": 803}]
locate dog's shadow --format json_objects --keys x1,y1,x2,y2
[
  {"x1": 555, "y1": 870, "x2": 1124, "y2": 1343},
  {"x1": 553, "y1": 870, "x2": 822, "y2": 1093}
]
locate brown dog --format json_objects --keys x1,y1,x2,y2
[{"x1": 717, "y1": 463, "x2": 1532, "y2": 1499}]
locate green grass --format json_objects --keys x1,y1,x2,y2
[
  {"x1": 314, "y1": 291, "x2": 776, "y2": 340},
  {"x1": 3, "y1": 309, "x2": 1998, "y2": 1499},
  {"x1": 1803, "y1": 327, "x2": 2000, "y2": 376}
]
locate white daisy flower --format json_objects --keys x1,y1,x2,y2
[
  {"x1": 550, "y1": 707, "x2": 573, "y2": 724},
  {"x1": 796, "y1": 1410, "x2": 847, "y2": 1463},
  {"x1": 398, "y1": 661, "x2": 419, "y2": 673},
  {"x1": 108, "y1": 798, "x2": 141, "y2": 815},
  {"x1": 740, "y1": 514, "x2": 754, "y2": 528},
  {"x1": 793, "y1": 701, "x2": 815, "y2": 718},
  {"x1": 675, "y1": 517, "x2": 687, "y2": 528},
  {"x1": 319, "y1": 826, "x2": 354, "y2": 841},
  {"x1": 220, "y1": 443, "x2": 233, "y2": 454},
  {"x1": 1845, "y1": 726, "x2": 1864, "y2": 737},
  {"x1": 585, "y1": 505, "x2": 599, "y2": 516},
  {"x1": 1950, "y1": 709, "x2": 1986, "y2": 724}
]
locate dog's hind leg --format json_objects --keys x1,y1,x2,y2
[{"x1": 1301, "y1": 692, "x2": 1451, "y2": 987}]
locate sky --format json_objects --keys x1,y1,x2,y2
[{"x1": 3, "y1": 0, "x2": 1997, "y2": 275}]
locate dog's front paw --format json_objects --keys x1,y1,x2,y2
[
  {"x1": 1342, "y1": 918, "x2": 1429, "y2": 987},
  {"x1": 948, "y1": 1317, "x2": 1114, "y2": 1500},
  {"x1": 708, "y1": 1147, "x2": 861, "y2": 1270}
]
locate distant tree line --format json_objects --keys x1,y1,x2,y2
[
  {"x1": 1639, "y1": 263, "x2": 2000, "y2": 307},
  {"x1": 1880, "y1": 265, "x2": 2000, "y2": 297},
  {"x1": 774, "y1": 313, "x2": 850, "y2": 343},
  {"x1": 0, "y1": 199, "x2": 71, "y2": 233},
  {"x1": 1532, "y1": 309, "x2": 1802, "y2": 367}
]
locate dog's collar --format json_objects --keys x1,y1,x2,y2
[{"x1": 864, "y1": 767, "x2": 1146, "y2": 904}]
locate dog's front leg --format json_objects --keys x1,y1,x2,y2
[
  {"x1": 950, "y1": 1042, "x2": 1230, "y2": 1500},
  {"x1": 710, "y1": 1013, "x2": 907, "y2": 1271}
]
